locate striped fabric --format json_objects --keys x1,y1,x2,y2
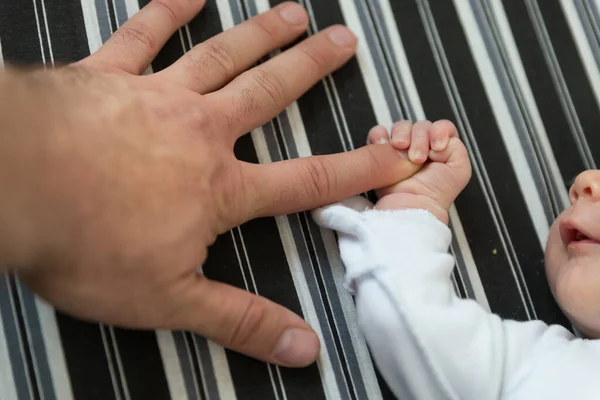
[{"x1": 0, "y1": 0, "x2": 598, "y2": 399}]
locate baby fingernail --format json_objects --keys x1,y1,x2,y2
[
  {"x1": 328, "y1": 26, "x2": 357, "y2": 47},
  {"x1": 396, "y1": 150, "x2": 409, "y2": 159},
  {"x1": 411, "y1": 150, "x2": 423, "y2": 161},
  {"x1": 280, "y1": 3, "x2": 307, "y2": 25}
]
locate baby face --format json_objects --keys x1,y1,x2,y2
[{"x1": 546, "y1": 169, "x2": 600, "y2": 337}]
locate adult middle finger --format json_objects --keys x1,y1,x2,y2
[
  {"x1": 207, "y1": 25, "x2": 357, "y2": 139},
  {"x1": 156, "y1": 2, "x2": 309, "y2": 94}
]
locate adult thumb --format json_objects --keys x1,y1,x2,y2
[{"x1": 171, "y1": 275, "x2": 320, "y2": 367}]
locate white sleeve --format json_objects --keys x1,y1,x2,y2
[{"x1": 312, "y1": 197, "x2": 576, "y2": 400}]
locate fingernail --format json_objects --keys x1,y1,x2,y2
[
  {"x1": 280, "y1": 3, "x2": 307, "y2": 25},
  {"x1": 328, "y1": 26, "x2": 356, "y2": 47},
  {"x1": 273, "y1": 328, "x2": 320, "y2": 366},
  {"x1": 397, "y1": 150, "x2": 409, "y2": 159},
  {"x1": 411, "y1": 150, "x2": 423, "y2": 161}
]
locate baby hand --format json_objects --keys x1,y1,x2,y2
[{"x1": 367, "y1": 120, "x2": 472, "y2": 223}]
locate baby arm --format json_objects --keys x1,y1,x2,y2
[{"x1": 313, "y1": 121, "x2": 576, "y2": 400}]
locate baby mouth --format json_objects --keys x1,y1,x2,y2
[{"x1": 560, "y1": 223, "x2": 600, "y2": 251}]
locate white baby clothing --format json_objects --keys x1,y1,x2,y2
[{"x1": 312, "y1": 196, "x2": 600, "y2": 400}]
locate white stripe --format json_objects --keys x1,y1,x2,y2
[
  {"x1": 449, "y1": 206, "x2": 490, "y2": 311},
  {"x1": 155, "y1": 331, "x2": 188, "y2": 400},
  {"x1": 375, "y1": 0, "x2": 489, "y2": 313},
  {"x1": 454, "y1": 0, "x2": 550, "y2": 247},
  {"x1": 99, "y1": 326, "x2": 123, "y2": 400},
  {"x1": 0, "y1": 305, "x2": 18, "y2": 400},
  {"x1": 111, "y1": 0, "x2": 120, "y2": 28},
  {"x1": 207, "y1": 340, "x2": 236, "y2": 400},
  {"x1": 250, "y1": 127, "x2": 341, "y2": 400},
  {"x1": 319, "y1": 229, "x2": 382, "y2": 400},
  {"x1": 301, "y1": 0, "x2": 353, "y2": 150},
  {"x1": 418, "y1": 0, "x2": 535, "y2": 318},
  {"x1": 378, "y1": 0, "x2": 425, "y2": 120},
  {"x1": 32, "y1": 0, "x2": 47, "y2": 64},
  {"x1": 5, "y1": 277, "x2": 35, "y2": 399},
  {"x1": 80, "y1": 0, "x2": 103, "y2": 53},
  {"x1": 560, "y1": 0, "x2": 600, "y2": 113},
  {"x1": 40, "y1": 0, "x2": 54, "y2": 66},
  {"x1": 0, "y1": 37, "x2": 4, "y2": 67},
  {"x1": 35, "y1": 299, "x2": 74, "y2": 400},
  {"x1": 124, "y1": 0, "x2": 139, "y2": 19},
  {"x1": 190, "y1": 337, "x2": 209, "y2": 400},
  {"x1": 527, "y1": 0, "x2": 595, "y2": 169},
  {"x1": 488, "y1": 0, "x2": 569, "y2": 209}
]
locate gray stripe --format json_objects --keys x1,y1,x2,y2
[
  {"x1": 173, "y1": 332, "x2": 203, "y2": 400},
  {"x1": 0, "y1": 276, "x2": 33, "y2": 400},
  {"x1": 417, "y1": 0, "x2": 537, "y2": 319},
  {"x1": 526, "y1": 0, "x2": 596, "y2": 169},
  {"x1": 112, "y1": 0, "x2": 128, "y2": 27},
  {"x1": 192, "y1": 336, "x2": 220, "y2": 400},
  {"x1": 17, "y1": 281, "x2": 57, "y2": 400},
  {"x1": 471, "y1": 0, "x2": 561, "y2": 222},
  {"x1": 260, "y1": 121, "x2": 352, "y2": 400},
  {"x1": 576, "y1": 1, "x2": 600, "y2": 71},
  {"x1": 351, "y1": 0, "x2": 404, "y2": 121},
  {"x1": 94, "y1": 0, "x2": 113, "y2": 43}
]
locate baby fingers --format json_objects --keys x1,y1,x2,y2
[{"x1": 429, "y1": 119, "x2": 458, "y2": 152}]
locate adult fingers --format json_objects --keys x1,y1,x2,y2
[
  {"x1": 80, "y1": 0, "x2": 205, "y2": 74},
  {"x1": 208, "y1": 25, "x2": 357, "y2": 138},
  {"x1": 158, "y1": 2, "x2": 308, "y2": 93},
  {"x1": 171, "y1": 276, "x2": 320, "y2": 367},
  {"x1": 244, "y1": 144, "x2": 420, "y2": 218}
]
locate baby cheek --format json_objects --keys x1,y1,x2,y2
[{"x1": 553, "y1": 260, "x2": 600, "y2": 337}]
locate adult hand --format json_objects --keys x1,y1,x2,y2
[{"x1": 2, "y1": 0, "x2": 418, "y2": 366}]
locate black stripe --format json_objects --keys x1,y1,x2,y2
[
  {"x1": 0, "y1": 0, "x2": 46, "y2": 65},
  {"x1": 101, "y1": 327, "x2": 128, "y2": 400},
  {"x1": 430, "y1": 0, "x2": 569, "y2": 326},
  {"x1": 55, "y1": 314, "x2": 117, "y2": 400},
  {"x1": 536, "y1": 0, "x2": 600, "y2": 164},
  {"x1": 42, "y1": 0, "x2": 90, "y2": 63},
  {"x1": 502, "y1": 0, "x2": 589, "y2": 183},
  {"x1": 8, "y1": 275, "x2": 41, "y2": 400},
  {"x1": 111, "y1": 328, "x2": 171, "y2": 400},
  {"x1": 106, "y1": 0, "x2": 119, "y2": 33},
  {"x1": 184, "y1": 332, "x2": 206, "y2": 400},
  {"x1": 136, "y1": 0, "x2": 186, "y2": 72},
  {"x1": 202, "y1": 210, "x2": 278, "y2": 400},
  {"x1": 33, "y1": 0, "x2": 52, "y2": 64}
]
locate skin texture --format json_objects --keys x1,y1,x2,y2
[
  {"x1": 370, "y1": 120, "x2": 600, "y2": 339},
  {"x1": 0, "y1": 1, "x2": 422, "y2": 367},
  {"x1": 545, "y1": 170, "x2": 600, "y2": 337}
]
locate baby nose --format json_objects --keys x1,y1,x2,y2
[{"x1": 569, "y1": 170, "x2": 600, "y2": 204}]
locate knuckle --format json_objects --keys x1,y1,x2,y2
[
  {"x1": 364, "y1": 146, "x2": 383, "y2": 175},
  {"x1": 228, "y1": 296, "x2": 267, "y2": 349},
  {"x1": 113, "y1": 25, "x2": 156, "y2": 54},
  {"x1": 252, "y1": 16, "x2": 281, "y2": 44},
  {"x1": 196, "y1": 39, "x2": 236, "y2": 78},
  {"x1": 252, "y1": 69, "x2": 285, "y2": 106},
  {"x1": 301, "y1": 157, "x2": 337, "y2": 201},
  {"x1": 300, "y1": 45, "x2": 329, "y2": 71},
  {"x1": 152, "y1": 0, "x2": 180, "y2": 24}
]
